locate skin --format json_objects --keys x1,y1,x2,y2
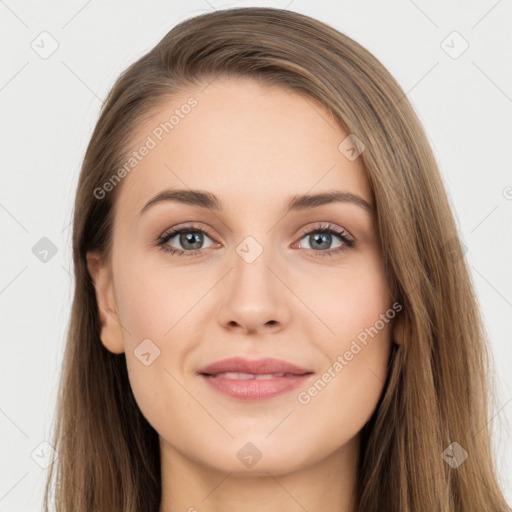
[{"x1": 87, "y1": 76, "x2": 404, "y2": 512}]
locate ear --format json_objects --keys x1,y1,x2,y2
[
  {"x1": 86, "y1": 251, "x2": 125, "y2": 354},
  {"x1": 391, "y1": 309, "x2": 407, "y2": 346}
]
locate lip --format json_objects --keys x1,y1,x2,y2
[
  {"x1": 197, "y1": 356, "x2": 313, "y2": 376},
  {"x1": 197, "y1": 357, "x2": 315, "y2": 401}
]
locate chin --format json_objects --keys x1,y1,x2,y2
[{"x1": 189, "y1": 437, "x2": 321, "y2": 477}]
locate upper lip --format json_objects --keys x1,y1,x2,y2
[{"x1": 197, "y1": 357, "x2": 313, "y2": 376}]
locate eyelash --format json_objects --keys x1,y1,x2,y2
[{"x1": 155, "y1": 222, "x2": 356, "y2": 259}]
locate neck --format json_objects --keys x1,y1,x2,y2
[{"x1": 158, "y1": 434, "x2": 360, "y2": 512}]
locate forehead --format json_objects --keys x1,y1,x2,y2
[{"x1": 115, "y1": 76, "x2": 372, "y2": 220}]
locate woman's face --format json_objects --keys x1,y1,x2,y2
[{"x1": 88, "y1": 76, "x2": 399, "y2": 475}]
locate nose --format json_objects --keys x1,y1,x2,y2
[{"x1": 216, "y1": 250, "x2": 291, "y2": 336}]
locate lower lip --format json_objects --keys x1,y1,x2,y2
[{"x1": 200, "y1": 373, "x2": 314, "y2": 401}]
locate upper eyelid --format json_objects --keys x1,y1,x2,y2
[{"x1": 297, "y1": 223, "x2": 352, "y2": 239}]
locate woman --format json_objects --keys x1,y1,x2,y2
[{"x1": 43, "y1": 7, "x2": 511, "y2": 511}]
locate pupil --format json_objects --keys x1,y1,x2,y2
[
  {"x1": 311, "y1": 232, "x2": 331, "y2": 250},
  {"x1": 181, "y1": 232, "x2": 203, "y2": 250}
]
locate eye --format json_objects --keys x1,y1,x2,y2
[
  {"x1": 294, "y1": 223, "x2": 356, "y2": 258},
  {"x1": 155, "y1": 222, "x2": 356, "y2": 258},
  {"x1": 156, "y1": 223, "x2": 217, "y2": 257}
]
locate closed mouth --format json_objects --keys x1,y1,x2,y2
[{"x1": 201, "y1": 371, "x2": 312, "y2": 380}]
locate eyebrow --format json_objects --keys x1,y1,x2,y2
[{"x1": 139, "y1": 189, "x2": 375, "y2": 217}]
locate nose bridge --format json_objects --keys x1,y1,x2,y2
[
  {"x1": 231, "y1": 232, "x2": 278, "y2": 302},
  {"x1": 216, "y1": 232, "x2": 290, "y2": 333}
]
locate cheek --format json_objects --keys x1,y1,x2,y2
[
  {"x1": 295, "y1": 313, "x2": 393, "y2": 452},
  {"x1": 296, "y1": 259, "x2": 393, "y2": 426},
  {"x1": 113, "y1": 255, "x2": 205, "y2": 432},
  {"x1": 303, "y1": 254, "x2": 391, "y2": 346},
  {"x1": 114, "y1": 254, "x2": 203, "y2": 346}
]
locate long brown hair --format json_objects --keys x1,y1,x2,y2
[{"x1": 43, "y1": 7, "x2": 510, "y2": 511}]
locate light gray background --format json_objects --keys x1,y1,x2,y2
[{"x1": 1, "y1": 1, "x2": 511, "y2": 510}]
